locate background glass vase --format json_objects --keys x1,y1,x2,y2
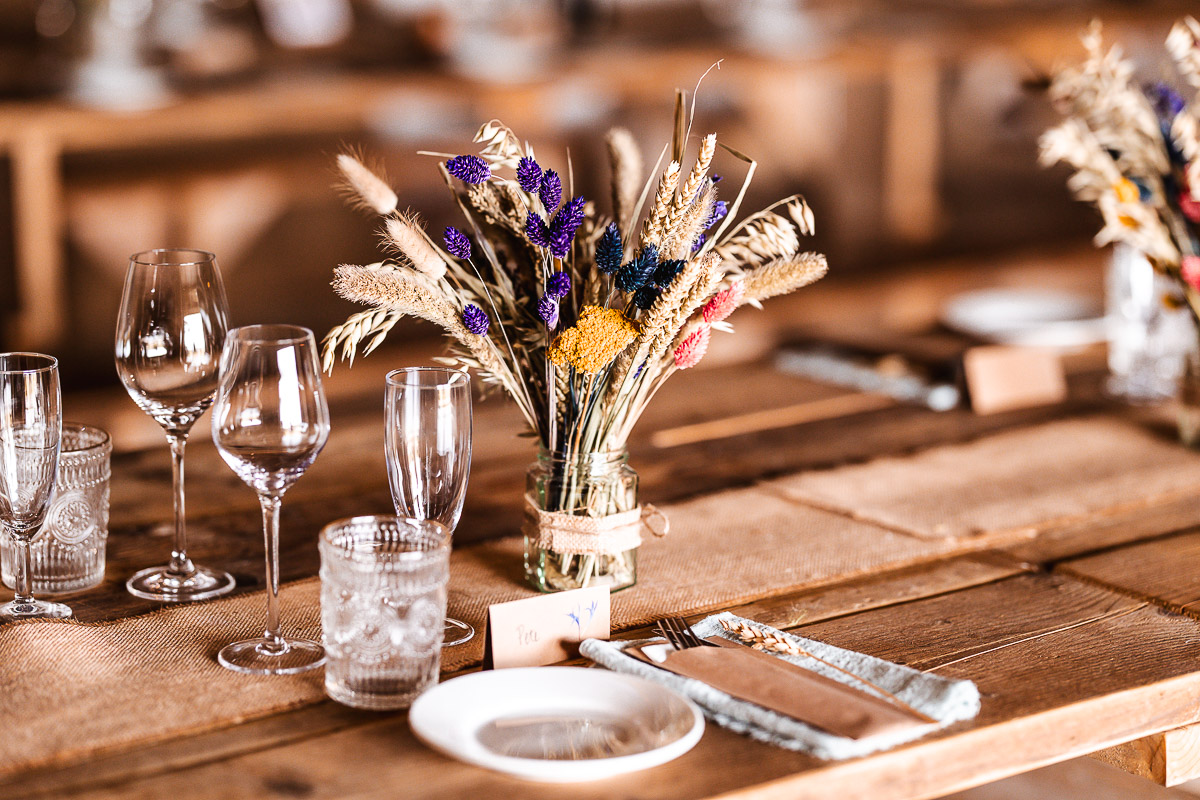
[
  {"x1": 320, "y1": 515, "x2": 451, "y2": 710},
  {"x1": 1, "y1": 424, "x2": 110, "y2": 595},
  {"x1": 524, "y1": 449, "x2": 639, "y2": 593},
  {"x1": 1106, "y1": 243, "x2": 1196, "y2": 403}
]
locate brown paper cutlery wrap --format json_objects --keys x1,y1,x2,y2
[{"x1": 633, "y1": 644, "x2": 927, "y2": 739}]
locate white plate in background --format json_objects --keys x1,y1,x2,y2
[
  {"x1": 940, "y1": 289, "x2": 1106, "y2": 348},
  {"x1": 409, "y1": 666, "x2": 704, "y2": 782}
]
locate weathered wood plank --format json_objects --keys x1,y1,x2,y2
[
  {"x1": 1091, "y1": 723, "x2": 1200, "y2": 787},
  {"x1": 1057, "y1": 530, "x2": 1200, "y2": 615},
  {"x1": 32, "y1": 573, "x2": 1200, "y2": 800}
]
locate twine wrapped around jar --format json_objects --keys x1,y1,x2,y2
[{"x1": 523, "y1": 494, "x2": 669, "y2": 556}]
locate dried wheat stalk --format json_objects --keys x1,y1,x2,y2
[
  {"x1": 741, "y1": 253, "x2": 828, "y2": 305},
  {"x1": 606, "y1": 127, "x2": 643, "y2": 234},
  {"x1": 640, "y1": 161, "x2": 681, "y2": 247}
]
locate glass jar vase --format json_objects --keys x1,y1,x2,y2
[{"x1": 524, "y1": 449, "x2": 639, "y2": 593}]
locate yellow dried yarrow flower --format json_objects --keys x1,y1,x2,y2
[{"x1": 548, "y1": 306, "x2": 637, "y2": 373}]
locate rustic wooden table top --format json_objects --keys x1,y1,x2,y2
[{"x1": 8, "y1": 246, "x2": 1200, "y2": 800}]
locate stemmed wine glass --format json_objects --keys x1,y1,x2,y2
[
  {"x1": 0, "y1": 353, "x2": 67, "y2": 620},
  {"x1": 212, "y1": 325, "x2": 330, "y2": 674},
  {"x1": 384, "y1": 367, "x2": 473, "y2": 646},
  {"x1": 115, "y1": 249, "x2": 235, "y2": 602}
]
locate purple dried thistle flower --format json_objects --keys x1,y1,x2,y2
[
  {"x1": 462, "y1": 304, "x2": 489, "y2": 335},
  {"x1": 547, "y1": 271, "x2": 571, "y2": 298},
  {"x1": 691, "y1": 234, "x2": 706, "y2": 253},
  {"x1": 525, "y1": 212, "x2": 551, "y2": 247},
  {"x1": 595, "y1": 223, "x2": 622, "y2": 273},
  {"x1": 537, "y1": 294, "x2": 560, "y2": 329},
  {"x1": 516, "y1": 157, "x2": 542, "y2": 193},
  {"x1": 704, "y1": 200, "x2": 728, "y2": 230},
  {"x1": 548, "y1": 196, "x2": 587, "y2": 259},
  {"x1": 443, "y1": 226, "x2": 472, "y2": 259},
  {"x1": 446, "y1": 155, "x2": 491, "y2": 185},
  {"x1": 539, "y1": 169, "x2": 562, "y2": 211},
  {"x1": 1148, "y1": 82, "x2": 1186, "y2": 120}
]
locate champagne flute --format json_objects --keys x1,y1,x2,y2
[
  {"x1": 384, "y1": 367, "x2": 473, "y2": 646},
  {"x1": 212, "y1": 325, "x2": 329, "y2": 674},
  {"x1": 115, "y1": 249, "x2": 235, "y2": 602},
  {"x1": 0, "y1": 353, "x2": 67, "y2": 620}
]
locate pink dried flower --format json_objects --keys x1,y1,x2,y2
[
  {"x1": 1181, "y1": 191, "x2": 1200, "y2": 224},
  {"x1": 702, "y1": 281, "x2": 744, "y2": 323},
  {"x1": 674, "y1": 324, "x2": 711, "y2": 370},
  {"x1": 1183, "y1": 255, "x2": 1200, "y2": 291}
]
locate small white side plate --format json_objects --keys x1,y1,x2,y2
[
  {"x1": 940, "y1": 288, "x2": 1106, "y2": 348},
  {"x1": 409, "y1": 666, "x2": 704, "y2": 783}
]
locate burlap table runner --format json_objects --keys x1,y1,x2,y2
[
  {"x1": 774, "y1": 416, "x2": 1200, "y2": 541},
  {"x1": 0, "y1": 483, "x2": 956, "y2": 776}
]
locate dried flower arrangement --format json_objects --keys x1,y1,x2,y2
[
  {"x1": 1040, "y1": 18, "x2": 1200, "y2": 314},
  {"x1": 324, "y1": 90, "x2": 828, "y2": 591}
]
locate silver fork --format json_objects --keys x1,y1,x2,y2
[{"x1": 655, "y1": 616, "x2": 716, "y2": 649}]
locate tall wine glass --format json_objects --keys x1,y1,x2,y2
[
  {"x1": 385, "y1": 367, "x2": 473, "y2": 646},
  {"x1": 212, "y1": 325, "x2": 329, "y2": 674},
  {"x1": 115, "y1": 248, "x2": 235, "y2": 602},
  {"x1": 0, "y1": 353, "x2": 67, "y2": 620}
]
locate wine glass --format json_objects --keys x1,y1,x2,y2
[
  {"x1": 0, "y1": 353, "x2": 68, "y2": 620},
  {"x1": 115, "y1": 248, "x2": 235, "y2": 602},
  {"x1": 384, "y1": 367, "x2": 473, "y2": 646},
  {"x1": 212, "y1": 325, "x2": 330, "y2": 674}
]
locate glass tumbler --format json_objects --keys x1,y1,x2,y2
[
  {"x1": 1, "y1": 424, "x2": 111, "y2": 595},
  {"x1": 319, "y1": 515, "x2": 451, "y2": 710}
]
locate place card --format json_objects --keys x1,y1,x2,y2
[
  {"x1": 962, "y1": 345, "x2": 1067, "y2": 415},
  {"x1": 484, "y1": 586, "x2": 611, "y2": 669}
]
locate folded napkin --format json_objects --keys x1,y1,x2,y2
[{"x1": 580, "y1": 612, "x2": 980, "y2": 760}]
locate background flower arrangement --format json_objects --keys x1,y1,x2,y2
[
  {"x1": 1039, "y1": 18, "x2": 1200, "y2": 315},
  {"x1": 324, "y1": 91, "x2": 828, "y2": 591}
]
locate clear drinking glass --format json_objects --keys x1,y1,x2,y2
[
  {"x1": 212, "y1": 325, "x2": 330, "y2": 674},
  {"x1": 0, "y1": 353, "x2": 67, "y2": 620},
  {"x1": 115, "y1": 248, "x2": 235, "y2": 602},
  {"x1": 384, "y1": 368, "x2": 473, "y2": 646},
  {"x1": 1, "y1": 424, "x2": 111, "y2": 595},
  {"x1": 319, "y1": 515, "x2": 451, "y2": 709}
]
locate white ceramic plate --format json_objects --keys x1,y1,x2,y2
[
  {"x1": 409, "y1": 666, "x2": 704, "y2": 782},
  {"x1": 940, "y1": 288, "x2": 1107, "y2": 348}
]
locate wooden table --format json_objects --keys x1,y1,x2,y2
[{"x1": 6, "y1": 247, "x2": 1200, "y2": 799}]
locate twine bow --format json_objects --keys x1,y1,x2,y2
[{"x1": 523, "y1": 494, "x2": 670, "y2": 556}]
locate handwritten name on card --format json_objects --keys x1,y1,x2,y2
[{"x1": 485, "y1": 586, "x2": 610, "y2": 669}]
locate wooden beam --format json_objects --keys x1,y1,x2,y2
[{"x1": 1091, "y1": 724, "x2": 1200, "y2": 787}]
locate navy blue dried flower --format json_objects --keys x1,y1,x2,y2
[
  {"x1": 462, "y1": 304, "x2": 489, "y2": 335},
  {"x1": 632, "y1": 285, "x2": 660, "y2": 310},
  {"x1": 526, "y1": 212, "x2": 551, "y2": 247},
  {"x1": 445, "y1": 155, "x2": 491, "y2": 185},
  {"x1": 443, "y1": 226, "x2": 472, "y2": 260},
  {"x1": 539, "y1": 170, "x2": 562, "y2": 211},
  {"x1": 537, "y1": 294, "x2": 560, "y2": 329},
  {"x1": 653, "y1": 259, "x2": 686, "y2": 288},
  {"x1": 547, "y1": 271, "x2": 571, "y2": 298},
  {"x1": 704, "y1": 200, "x2": 728, "y2": 230},
  {"x1": 516, "y1": 157, "x2": 542, "y2": 193},
  {"x1": 595, "y1": 223, "x2": 623, "y2": 274},
  {"x1": 616, "y1": 244, "x2": 658, "y2": 293},
  {"x1": 548, "y1": 196, "x2": 586, "y2": 258}
]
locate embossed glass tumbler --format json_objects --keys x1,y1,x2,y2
[
  {"x1": 1, "y1": 424, "x2": 111, "y2": 595},
  {"x1": 319, "y1": 515, "x2": 450, "y2": 710},
  {"x1": 116, "y1": 248, "x2": 234, "y2": 602},
  {"x1": 0, "y1": 353, "x2": 67, "y2": 620}
]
